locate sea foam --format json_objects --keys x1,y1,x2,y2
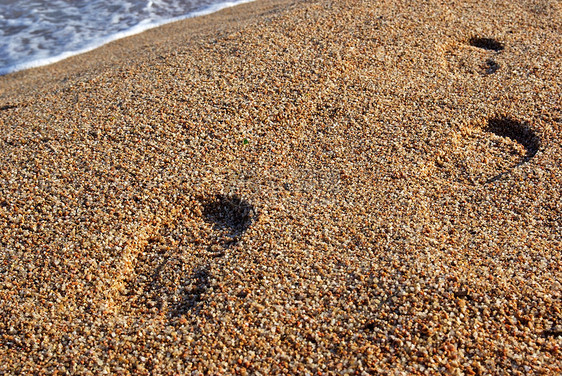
[{"x1": 0, "y1": 0, "x2": 254, "y2": 76}]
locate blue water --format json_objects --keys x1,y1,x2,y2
[{"x1": 0, "y1": 0, "x2": 253, "y2": 76}]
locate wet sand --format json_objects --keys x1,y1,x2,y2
[{"x1": 1, "y1": 0, "x2": 561, "y2": 374}]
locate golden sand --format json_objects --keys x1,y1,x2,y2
[{"x1": 1, "y1": 0, "x2": 561, "y2": 374}]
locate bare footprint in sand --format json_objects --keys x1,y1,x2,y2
[
  {"x1": 434, "y1": 116, "x2": 540, "y2": 184},
  {"x1": 441, "y1": 36, "x2": 504, "y2": 76},
  {"x1": 112, "y1": 193, "x2": 257, "y2": 317}
]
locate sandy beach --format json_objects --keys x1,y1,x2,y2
[{"x1": 1, "y1": 0, "x2": 561, "y2": 374}]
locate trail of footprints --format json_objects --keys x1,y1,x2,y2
[
  {"x1": 119, "y1": 119, "x2": 541, "y2": 317},
  {"x1": 112, "y1": 36, "x2": 542, "y2": 318},
  {"x1": 439, "y1": 35, "x2": 541, "y2": 183}
]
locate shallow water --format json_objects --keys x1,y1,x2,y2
[{"x1": 0, "y1": 0, "x2": 253, "y2": 75}]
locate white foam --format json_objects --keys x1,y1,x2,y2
[{"x1": 0, "y1": 0, "x2": 255, "y2": 76}]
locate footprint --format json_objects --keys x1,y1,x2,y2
[
  {"x1": 441, "y1": 36, "x2": 504, "y2": 76},
  {"x1": 116, "y1": 193, "x2": 257, "y2": 316},
  {"x1": 434, "y1": 116, "x2": 540, "y2": 184}
]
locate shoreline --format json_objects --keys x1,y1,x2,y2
[
  {"x1": 1, "y1": 0, "x2": 561, "y2": 374},
  {"x1": 0, "y1": 0, "x2": 258, "y2": 77},
  {"x1": 0, "y1": 0, "x2": 293, "y2": 100}
]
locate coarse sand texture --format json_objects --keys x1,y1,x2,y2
[{"x1": 0, "y1": 0, "x2": 561, "y2": 374}]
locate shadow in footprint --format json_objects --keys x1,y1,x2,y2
[
  {"x1": 485, "y1": 117, "x2": 540, "y2": 164},
  {"x1": 469, "y1": 37, "x2": 504, "y2": 52},
  {"x1": 484, "y1": 59, "x2": 500, "y2": 75},
  {"x1": 0, "y1": 104, "x2": 17, "y2": 112},
  {"x1": 543, "y1": 326, "x2": 562, "y2": 338},
  {"x1": 171, "y1": 266, "x2": 211, "y2": 317},
  {"x1": 485, "y1": 117, "x2": 540, "y2": 183},
  {"x1": 200, "y1": 194, "x2": 257, "y2": 248}
]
